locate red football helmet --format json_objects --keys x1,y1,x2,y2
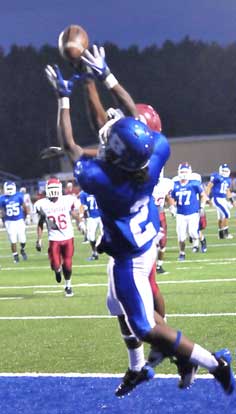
[
  {"x1": 46, "y1": 178, "x2": 62, "y2": 198},
  {"x1": 136, "y1": 103, "x2": 162, "y2": 132}
]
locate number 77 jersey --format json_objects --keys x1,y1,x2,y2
[
  {"x1": 171, "y1": 179, "x2": 204, "y2": 215},
  {"x1": 34, "y1": 195, "x2": 77, "y2": 241}
]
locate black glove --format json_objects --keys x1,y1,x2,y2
[{"x1": 36, "y1": 240, "x2": 42, "y2": 252}]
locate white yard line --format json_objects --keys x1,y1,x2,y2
[
  {"x1": 0, "y1": 372, "x2": 214, "y2": 378},
  {"x1": 0, "y1": 312, "x2": 235, "y2": 320},
  {"x1": 0, "y1": 256, "x2": 236, "y2": 272},
  {"x1": 0, "y1": 277, "x2": 236, "y2": 291}
]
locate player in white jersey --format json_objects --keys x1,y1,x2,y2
[
  {"x1": 152, "y1": 170, "x2": 173, "y2": 273},
  {"x1": 34, "y1": 177, "x2": 79, "y2": 297}
]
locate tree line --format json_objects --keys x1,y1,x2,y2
[{"x1": 0, "y1": 37, "x2": 236, "y2": 179}]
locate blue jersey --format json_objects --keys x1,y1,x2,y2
[
  {"x1": 0, "y1": 192, "x2": 25, "y2": 221},
  {"x1": 73, "y1": 133, "x2": 170, "y2": 258},
  {"x1": 171, "y1": 179, "x2": 203, "y2": 215},
  {"x1": 79, "y1": 191, "x2": 100, "y2": 218},
  {"x1": 210, "y1": 173, "x2": 231, "y2": 198}
]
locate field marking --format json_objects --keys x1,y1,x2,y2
[
  {"x1": 0, "y1": 256, "x2": 236, "y2": 272},
  {"x1": 0, "y1": 297, "x2": 23, "y2": 300},
  {"x1": 0, "y1": 313, "x2": 236, "y2": 320},
  {"x1": 1, "y1": 277, "x2": 236, "y2": 292},
  {"x1": 0, "y1": 263, "x2": 106, "y2": 271},
  {"x1": 34, "y1": 290, "x2": 64, "y2": 294},
  {"x1": 0, "y1": 372, "x2": 214, "y2": 379}
]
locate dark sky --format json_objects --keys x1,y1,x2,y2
[{"x1": 1, "y1": 0, "x2": 236, "y2": 52}]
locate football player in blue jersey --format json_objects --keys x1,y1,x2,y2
[
  {"x1": 0, "y1": 181, "x2": 29, "y2": 263},
  {"x1": 79, "y1": 191, "x2": 103, "y2": 260},
  {"x1": 205, "y1": 164, "x2": 236, "y2": 239},
  {"x1": 43, "y1": 64, "x2": 235, "y2": 398},
  {"x1": 170, "y1": 163, "x2": 208, "y2": 261}
]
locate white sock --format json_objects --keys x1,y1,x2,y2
[
  {"x1": 128, "y1": 344, "x2": 146, "y2": 371},
  {"x1": 190, "y1": 344, "x2": 218, "y2": 371},
  {"x1": 65, "y1": 279, "x2": 71, "y2": 289}
]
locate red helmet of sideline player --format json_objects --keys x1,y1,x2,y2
[
  {"x1": 46, "y1": 177, "x2": 62, "y2": 199},
  {"x1": 136, "y1": 103, "x2": 162, "y2": 132}
]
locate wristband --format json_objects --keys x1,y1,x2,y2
[
  {"x1": 229, "y1": 197, "x2": 234, "y2": 204},
  {"x1": 59, "y1": 97, "x2": 70, "y2": 109},
  {"x1": 104, "y1": 73, "x2": 118, "y2": 89}
]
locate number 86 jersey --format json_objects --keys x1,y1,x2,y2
[{"x1": 34, "y1": 195, "x2": 77, "y2": 241}]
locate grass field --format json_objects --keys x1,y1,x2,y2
[{"x1": 0, "y1": 207, "x2": 236, "y2": 376}]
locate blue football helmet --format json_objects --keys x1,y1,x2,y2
[
  {"x1": 104, "y1": 117, "x2": 155, "y2": 171},
  {"x1": 219, "y1": 163, "x2": 230, "y2": 178},
  {"x1": 178, "y1": 162, "x2": 192, "y2": 180},
  {"x1": 3, "y1": 181, "x2": 16, "y2": 196}
]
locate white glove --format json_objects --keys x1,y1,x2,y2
[
  {"x1": 78, "y1": 220, "x2": 86, "y2": 234},
  {"x1": 169, "y1": 205, "x2": 176, "y2": 217},
  {"x1": 45, "y1": 64, "x2": 79, "y2": 97},
  {"x1": 81, "y1": 45, "x2": 110, "y2": 80},
  {"x1": 82, "y1": 45, "x2": 118, "y2": 88},
  {"x1": 25, "y1": 214, "x2": 31, "y2": 225}
]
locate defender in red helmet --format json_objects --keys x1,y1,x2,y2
[{"x1": 136, "y1": 103, "x2": 162, "y2": 132}]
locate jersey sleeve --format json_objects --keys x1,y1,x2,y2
[
  {"x1": 33, "y1": 200, "x2": 41, "y2": 215},
  {"x1": 148, "y1": 133, "x2": 171, "y2": 184},
  {"x1": 74, "y1": 157, "x2": 107, "y2": 194}
]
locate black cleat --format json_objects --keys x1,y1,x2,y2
[
  {"x1": 115, "y1": 364, "x2": 155, "y2": 397},
  {"x1": 156, "y1": 265, "x2": 166, "y2": 274},
  {"x1": 65, "y1": 287, "x2": 74, "y2": 297},
  {"x1": 87, "y1": 253, "x2": 99, "y2": 261},
  {"x1": 212, "y1": 349, "x2": 235, "y2": 395},
  {"x1": 172, "y1": 357, "x2": 198, "y2": 389},
  {"x1": 13, "y1": 254, "x2": 19, "y2": 264},
  {"x1": 178, "y1": 253, "x2": 185, "y2": 261},
  {"x1": 55, "y1": 271, "x2": 62, "y2": 283},
  {"x1": 200, "y1": 238, "x2": 207, "y2": 253},
  {"x1": 20, "y1": 249, "x2": 28, "y2": 260}
]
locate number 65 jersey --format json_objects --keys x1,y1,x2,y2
[
  {"x1": 0, "y1": 192, "x2": 25, "y2": 221},
  {"x1": 34, "y1": 195, "x2": 77, "y2": 241}
]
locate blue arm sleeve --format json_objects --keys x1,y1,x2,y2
[{"x1": 149, "y1": 133, "x2": 171, "y2": 182}]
